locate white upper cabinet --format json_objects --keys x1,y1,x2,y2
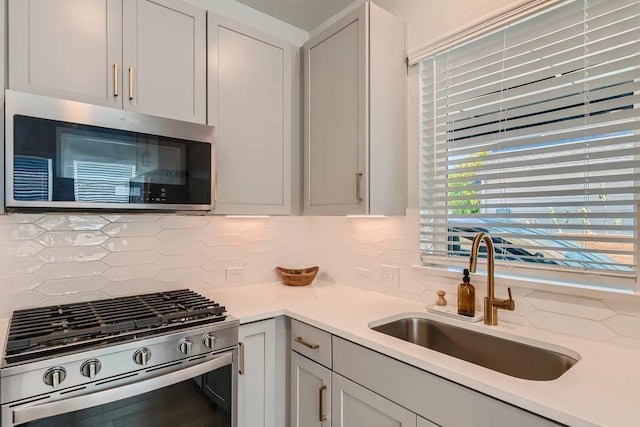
[
  {"x1": 8, "y1": 0, "x2": 206, "y2": 123},
  {"x1": 208, "y1": 13, "x2": 298, "y2": 215},
  {"x1": 303, "y1": 2, "x2": 406, "y2": 215}
]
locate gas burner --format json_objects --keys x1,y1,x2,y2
[{"x1": 4, "y1": 289, "x2": 227, "y2": 365}]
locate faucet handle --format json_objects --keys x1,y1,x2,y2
[{"x1": 504, "y1": 287, "x2": 515, "y2": 311}]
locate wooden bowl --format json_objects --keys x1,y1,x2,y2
[{"x1": 275, "y1": 266, "x2": 319, "y2": 286}]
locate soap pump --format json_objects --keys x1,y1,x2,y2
[{"x1": 457, "y1": 268, "x2": 475, "y2": 317}]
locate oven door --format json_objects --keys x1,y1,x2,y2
[{"x1": 2, "y1": 350, "x2": 237, "y2": 427}]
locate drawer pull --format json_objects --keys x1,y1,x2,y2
[
  {"x1": 319, "y1": 384, "x2": 327, "y2": 422},
  {"x1": 295, "y1": 336, "x2": 319, "y2": 350},
  {"x1": 238, "y1": 342, "x2": 245, "y2": 375}
]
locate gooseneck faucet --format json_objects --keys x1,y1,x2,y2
[{"x1": 469, "y1": 232, "x2": 515, "y2": 326}]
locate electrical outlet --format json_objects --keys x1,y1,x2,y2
[
  {"x1": 225, "y1": 267, "x2": 244, "y2": 283},
  {"x1": 381, "y1": 264, "x2": 400, "y2": 288},
  {"x1": 355, "y1": 267, "x2": 371, "y2": 286}
]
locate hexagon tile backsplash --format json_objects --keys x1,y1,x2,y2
[{"x1": 0, "y1": 211, "x2": 639, "y2": 350}]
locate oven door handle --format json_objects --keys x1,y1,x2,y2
[{"x1": 12, "y1": 352, "x2": 233, "y2": 425}]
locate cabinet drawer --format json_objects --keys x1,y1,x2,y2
[{"x1": 291, "y1": 319, "x2": 332, "y2": 368}]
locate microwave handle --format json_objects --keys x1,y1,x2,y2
[{"x1": 12, "y1": 352, "x2": 232, "y2": 425}]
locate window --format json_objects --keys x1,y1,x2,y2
[{"x1": 419, "y1": 0, "x2": 639, "y2": 291}]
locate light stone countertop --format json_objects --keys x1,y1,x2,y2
[
  {"x1": 204, "y1": 281, "x2": 638, "y2": 427},
  {"x1": 0, "y1": 283, "x2": 635, "y2": 426}
]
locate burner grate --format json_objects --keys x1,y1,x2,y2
[{"x1": 5, "y1": 289, "x2": 226, "y2": 361}]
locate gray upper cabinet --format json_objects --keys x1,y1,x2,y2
[
  {"x1": 208, "y1": 13, "x2": 298, "y2": 215},
  {"x1": 303, "y1": 2, "x2": 406, "y2": 215},
  {"x1": 8, "y1": 0, "x2": 206, "y2": 124}
]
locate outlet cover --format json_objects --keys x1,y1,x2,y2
[
  {"x1": 225, "y1": 267, "x2": 245, "y2": 283},
  {"x1": 381, "y1": 264, "x2": 400, "y2": 288}
]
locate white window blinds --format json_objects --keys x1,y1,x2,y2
[{"x1": 419, "y1": 0, "x2": 639, "y2": 290}]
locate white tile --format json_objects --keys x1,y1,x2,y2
[
  {"x1": 245, "y1": 250, "x2": 277, "y2": 263},
  {"x1": 36, "y1": 247, "x2": 109, "y2": 263},
  {"x1": 0, "y1": 224, "x2": 45, "y2": 241},
  {"x1": 382, "y1": 237, "x2": 418, "y2": 251},
  {"x1": 37, "y1": 276, "x2": 108, "y2": 296},
  {"x1": 158, "y1": 254, "x2": 207, "y2": 269},
  {"x1": 102, "y1": 264, "x2": 161, "y2": 281},
  {"x1": 37, "y1": 231, "x2": 109, "y2": 247},
  {"x1": 602, "y1": 299, "x2": 640, "y2": 318},
  {"x1": 242, "y1": 239, "x2": 277, "y2": 252},
  {"x1": 102, "y1": 251, "x2": 162, "y2": 266},
  {"x1": 604, "y1": 315, "x2": 640, "y2": 340},
  {"x1": 36, "y1": 215, "x2": 108, "y2": 231},
  {"x1": 348, "y1": 228, "x2": 388, "y2": 242},
  {"x1": 0, "y1": 241, "x2": 45, "y2": 258},
  {"x1": 157, "y1": 216, "x2": 207, "y2": 229},
  {"x1": 0, "y1": 257, "x2": 44, "y2": 276},
  {"x1": 203, "y1": 246, "x2": 245, "y2": 260},
  {"x1": 158, "y1": 242, "x2": 208, "y2": 255},
  {"x1": 203, "y1": 234, "x2": 245, "y2": 247},
  {"x1": 38, "y1": 292, "x2": 109, "y2": 306},
  {"x1": 204, "y1": 220, "x2": 246, "y2": 235},
  {"x1": 527, "y1": 311, "x2": 617, "y2": 341},
  {"x1": 201, "y1": 270, "x2": 227, "y2": 286},
  {"x1": 384, "y1": 249, "x2": 421, "y2": 265},
  {"x1": 0, "y1": 274, "x2": 45, "y2": 291},
  {"x1": 0, "y1": 213, "x2": 44, "y2": 223},
  {"x1": 242, "y1": 225, "x2": 277, "y2": 241},
  {"x1": 202, "y1": 259, "x2": 244, "y2": 272},
  {"x1": 37, "y1": 261, "x2": 108, "y2": 279},
  {"x1": 352, "y1": 241, "x2": 386, "y2": 255},
  {"x1": 102, "y1": 278, "x2": 162, "y2": 296},
  {"x1": 156, "y1": 267, "x2": 205, "y2": 283},
  {"x1": 102, "y1": 223, "x2": 163, "y2": 237},
  {"x1": 156, "y1": 229, "x2": 206, "y2": 242},
  {"x1": 101, "y1": 214, "x2": 163, "y2": 223},
  {"x1": 526, "y1": 291, "x2": 616, "y2": 321},
  {"x1": 0, "y1": 292, "x2": 45, "y2": 316},
  {"x1": 497, "y1": 312, "x2": 535, "y2": 327},
  {"x1": 101, "y1": 237, "x2": 162, "y2": 252}
]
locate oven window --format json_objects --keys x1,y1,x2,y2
[
  {"x1": 18, "y1": 374, "x2": 231, "y2": 427},
  {"x1": 13, "y1": 115, "x2": 211, "y2": 205}
]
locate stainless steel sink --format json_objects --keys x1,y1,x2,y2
[{"x1": 371, "y1": 317, "x2": 578, "y2": 380}]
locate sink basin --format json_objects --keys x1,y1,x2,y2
[{"x1": 370, "y1": 316, "x2": 578, "y2": 380}]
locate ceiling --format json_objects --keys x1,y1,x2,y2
[{"x1": 233, "y1": 0, "x2": 357, "y2": 31}]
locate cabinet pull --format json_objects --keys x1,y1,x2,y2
[
  {"x1": 318, "y1": 384, "x2": 327, "y2": 422},
  {"x1": 356, "y1": 172, "x2": 364, "y2": 202},
  {"x1": 238, "y1": 342, "x2": 245, "y2": 375},
  {"x1": 114, "y1": 63, "x2": 118, "y2": 97},
  {"x1": 295, "y1": 336, "x2": 319, "y2": 350},
  {"x1": 128, "y1": 67, "x2": 134, "y2": 100}
]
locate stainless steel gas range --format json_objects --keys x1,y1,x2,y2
[{"x1": 1, "y1": 289, "x2": 239, "y2": 427}]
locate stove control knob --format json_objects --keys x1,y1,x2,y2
[
  {"x1": 80, "y1": 359, "x2": 102, "y2": 379},
  {"x1": 43, "y1": 367, "x2": 67, "y2": 388},
  {"x1": 202, "y1": 333, "x2": 216, "y2": 349},
  {"x1": 177, "y1": 338, "x2": 193, "y2": 355},
  {"x1": 133, "y1": 348, "x2": 152, "y2": 366}
]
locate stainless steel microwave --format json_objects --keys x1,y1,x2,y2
[{"x1": 5, "y1": 90, "x2": 215, "y2": 211}]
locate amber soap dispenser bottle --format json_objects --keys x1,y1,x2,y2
[{"x1": 457, "y1": 269, "x2": 475, "y2": 317}]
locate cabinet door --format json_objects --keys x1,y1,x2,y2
[
  {"x1": 291, "y1": 351, "x2": 332, "y2": 427},
  {"x1": 332, "y1": 373, "x2": 416, "y2": 427},
  {"x1": 208, "y1": 14, "x2": 295, "y2": 215},
  {"x1": 238, "y1": 319, "x2": 276, "y2": 427},
  {"x1": 8, "y1": 0, "x2": 122, "y2": 108},
  {"x1": 122, "y1": 0, "x2": 206, "y2": 123},
  {"x1": 303, "y1": 7, "x2": 367, "y2": 215}
]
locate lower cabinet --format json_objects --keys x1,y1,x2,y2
[
  {"x1": 332, "y1": 373, "x2": 416, "y2": 427},
  {"x1": 291, "y1": 351, "x2": 332, "y2": 427},
  {"x1": 417, "y1": 417, "x2": 439, "y2": 427},
  {"x1": 238, "y1": 319, "x2": 276, "y2": 427}
]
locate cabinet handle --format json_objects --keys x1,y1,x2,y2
[
  {"x1": 238, "y1": 342, "x2": 244, "y2": 375},
  {"x1": 318, "y1": 384, "x2": 327, "y2": 422},
  {"x1": 356, "y1": 172, "x2": 364, "y2": 202},
  {"x1": 295, "y1": 336, "x2": 319, "y2": 350},
  {"x1": 129, "y1": 67, "x2": 134, "y2": 100},
  {"x1": 114, "y1": 63, "x2": 118, "y2": 97}
]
